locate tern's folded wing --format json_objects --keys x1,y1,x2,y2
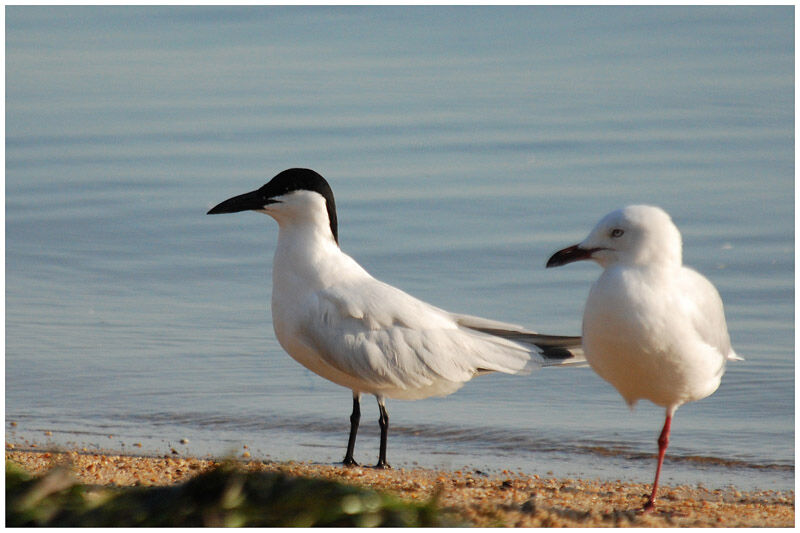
[{"x1": 294, "y1": 280, "x2": 536, "y2": 396}]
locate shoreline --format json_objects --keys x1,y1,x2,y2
[{"x1": 5, "y1": 446, "x2": 794, "y2": 527}]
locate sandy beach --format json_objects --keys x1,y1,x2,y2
[{"x1": 5, "y1": 446, "x2": 793, "y2": 527}]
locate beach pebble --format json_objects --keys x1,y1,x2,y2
[{"x1": 2, "y1": 448, "x2": 793, "y2": 527}]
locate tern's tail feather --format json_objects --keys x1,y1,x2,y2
[
  {"x1": 452, "y1": 313, "x2": 585, "y2": 367},
  {"x1": 473, "y1": 328, "x2": 586, "y2": 367}
]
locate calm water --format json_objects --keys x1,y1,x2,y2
[{"x1": 6, "y1": 6, "x2": 794, "y2": 491}]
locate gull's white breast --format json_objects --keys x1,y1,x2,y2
[{"x1": 582, "y1": 264, "x2": 728, "y2": 409}]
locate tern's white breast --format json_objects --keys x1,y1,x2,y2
[{"x1": 266, "y1": 222, "x2": 533, "y2": 400}]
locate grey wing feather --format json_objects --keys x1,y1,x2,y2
[
  {"x1": 452, "y1": 313, "x2": 586, "y2": 367},
  {"x1": 681, "y1": 268, "x2": 742, "y2": 362},
  {"x1": 298, "y1": 283, "x2": 539, "y2": 394}
]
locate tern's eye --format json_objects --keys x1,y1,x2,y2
[{"x1": 610, "y1": 228, "x2": 624, "y2": 238}]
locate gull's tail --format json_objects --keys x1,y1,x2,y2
[{"x1": 727, "y1": 349, "x2": 744, "y2": 362}]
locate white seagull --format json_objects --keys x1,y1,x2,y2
[
  {"x1": 208, "y1": 168, "x2": 583, "y2": 468},
  {"x1": 546, "y1": 204, "x2": 741, "y2": 511}
]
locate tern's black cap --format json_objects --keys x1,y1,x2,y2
[{"x1": 208, "y1": 168, "x2": 338, "y2": 244}]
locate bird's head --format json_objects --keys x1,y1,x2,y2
[
  {"x1": 207, "y1": 168, "x2": 338, "y2": 245},
  {"x1": 546, "y1": 205, "x2": 682, "y2": 269}
]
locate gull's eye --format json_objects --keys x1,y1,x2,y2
[{"x1": 610, "y1": 228, "x2": 624, "y2": 238}]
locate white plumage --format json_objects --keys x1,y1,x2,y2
[
  {"x1": 547, "y1": 204, "x2": 741, "y2": 511},
  {"x1": 291, "y1": 282, "x2": 539, "y2": 400},
  {"x1": 209, "y1": 168, "x2": 583, "y2": 468}
]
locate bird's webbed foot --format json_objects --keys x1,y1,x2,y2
[
  {"x1": 342, "y1": 456, "x2": 360, "y2": 467},
  {"x1": 373, "y1": 459, "x2": 391, "y2": 470}
]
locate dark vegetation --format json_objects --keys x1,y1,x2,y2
[{"x1": 6, "y1": 460, "x2": 447, "y2": 527}]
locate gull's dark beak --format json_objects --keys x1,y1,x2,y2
[
  {"x1": 207, "y1": 189, "x2": 277, "y2": 215},
  {"x1": 546, "y1": 244, "x2": 595, "y2": 268}
]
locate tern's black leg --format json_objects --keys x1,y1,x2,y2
[
  {"x1": 375, "y1": 400, "x2": 391, "y2": 469},
  {"x1": 343, "y1": 394, "x2": 361, "y2": 466}
]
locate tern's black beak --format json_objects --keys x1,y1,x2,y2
[
  {"x1": 207, "y1": 188, "x2": 278, "y2": 215},
  {"x1": 546, "y1": 244, "x2": 595, "y2": 268}
]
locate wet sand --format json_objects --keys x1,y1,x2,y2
[{"x1": 5, "y1": 447, "x2": 794, "y2": 527}]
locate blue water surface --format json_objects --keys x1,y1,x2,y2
[{"x1": 6, "y1": 6, "x2": 794, "y2": 491}]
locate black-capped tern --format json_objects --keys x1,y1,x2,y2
[{"x1": 209, "y1": 168, "x2": 584, "y2": 468}]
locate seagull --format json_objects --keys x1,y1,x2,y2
[
  {"x1": 546, "y1": 204, "x2": 741, "y2": 511},
  {"x1": 208, "y1": 168, "x2": 583, "y2": 469}
]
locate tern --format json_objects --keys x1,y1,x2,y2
[
  {"x1": 546, "y1": 204, "x2": 741, "y2": 511},
  {"x1": 208, "y1": 168, "x2": 583, "y2": 468}
]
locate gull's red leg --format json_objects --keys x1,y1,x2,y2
[{"x1": 643, "y1": 414, "x2": 672, "y2": 512}]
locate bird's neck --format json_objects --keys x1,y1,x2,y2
[
  {"x1": 609, "y1": 259, "x2": 681, "y2": 282},
  {"x1": 274, "y1": 220, "x2": 332, "y2": 272},
  {"x1": 271, "y1": 221, "x2": 365, "y2": 294}
]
